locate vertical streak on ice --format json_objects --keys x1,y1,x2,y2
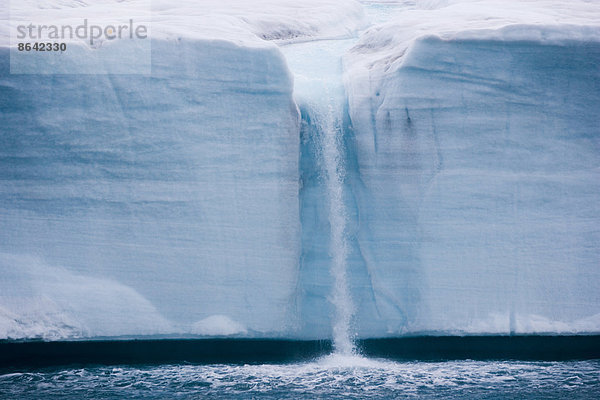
[{"x1": 317, "y1": 94, "x2": 355, "y2": 355}]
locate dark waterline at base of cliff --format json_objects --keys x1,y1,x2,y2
[{"x1": 1, "y1": 336, "x2": 599, "y2": 368}]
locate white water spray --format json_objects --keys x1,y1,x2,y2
[
  {"x1": 282, "y1": 39, "x2": 357, "y2": 355},
  {"x1": 314, "y1": 98, "x2": 355, "y2": 355}
]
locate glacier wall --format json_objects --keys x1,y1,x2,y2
[
  {"x1": 344, "y1": 33, "x2": 600, "y2": 335},
  {"x1": 0, "y1": 39, "x2": 301, "y2": 338},
  {"x1": 1, "y1": 0, "x2": 599, "y2": 340}
]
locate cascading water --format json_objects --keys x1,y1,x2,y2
[
  {"x1": 282, "y1": 40, "x2": 357, "y2": 354},
  {"x1": 315, "y1": 97, "x2": 355, "y2": 355}
]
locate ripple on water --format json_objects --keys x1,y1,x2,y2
[{"x1": 1, "y1": 358, "x2": 599, "y2": 399}]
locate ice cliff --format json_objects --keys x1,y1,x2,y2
[
  {"x1": 0, "y1": 0, "x2": 351, "y2": 338},
  {"x1": 343, "y1": 0, "x2": 600, "y2": 336},
  {"x1": 0, "y1": 0, "x2": 598, "y2": 340}
]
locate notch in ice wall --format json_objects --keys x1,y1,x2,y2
[{"x1": 282, "y1": 39, "x2": 359, "y2": 351}]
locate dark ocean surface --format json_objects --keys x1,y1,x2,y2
[
  {"x1": 1, "y1": 337, "x2": 599, "y2": 399},
  {"x1": 1, "y1": 356, "x2": 599, "y2": 399}
]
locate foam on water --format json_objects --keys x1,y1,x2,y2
[{"x1": 2, "y1": 359, "x2": 599, "y2": 399}]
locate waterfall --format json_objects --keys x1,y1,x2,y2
[
  {"x1": 282, "y1": 39, "x2": 358, "y2": 355},
  {"x1": 313, "y1": 97, "x2": 355, "y2": 355}
]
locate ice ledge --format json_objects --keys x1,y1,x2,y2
[
  {"x1": 1, "y1": 0, "x2": 366, "y2": 48},
  {"x1": 345, "y1": 0, "x2": 600, "y2": 78}
]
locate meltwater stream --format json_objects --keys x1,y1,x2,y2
[
  {"x1": 282, "y1": 38, "x2": 358, "y2": 354},
  {"x1": 279, "y1": 1, "x2": 415, "y2": 354},
  {"x1": 279, "y1": 0, "x2": 430, "y2": 356}
]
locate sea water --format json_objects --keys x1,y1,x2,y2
[{"x1": 2, "y1": 356, "x2": 599, "y2": 399}]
